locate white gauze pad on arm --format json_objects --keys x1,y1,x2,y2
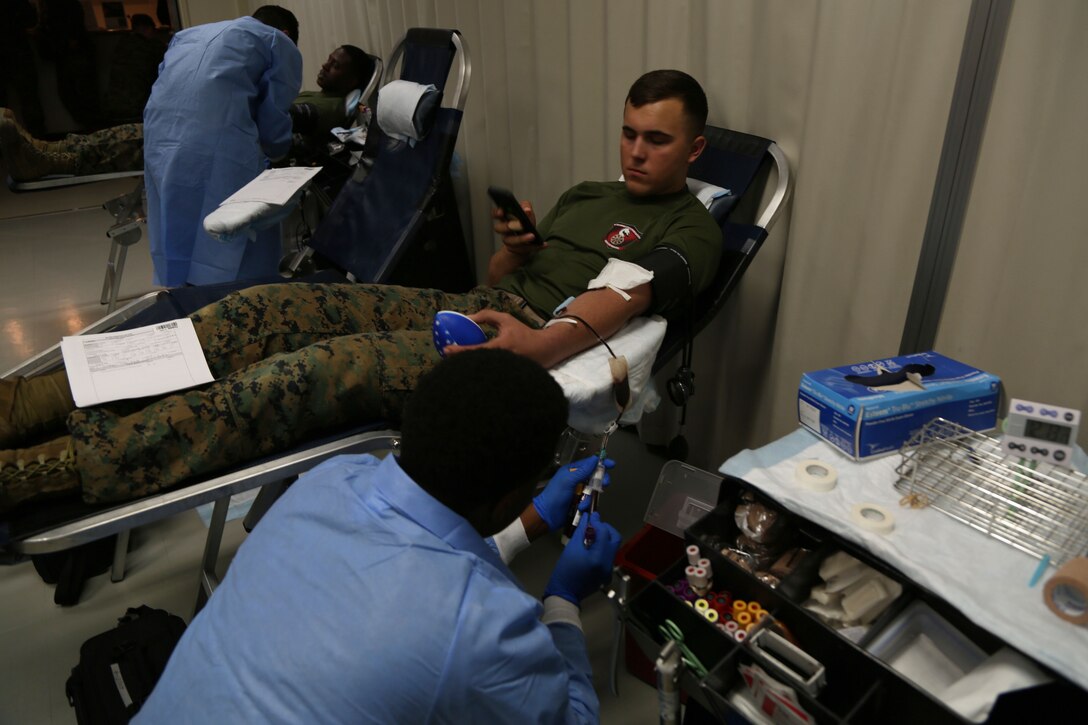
[{"x1": 587, "y1": 258, "x2": 654, "y2": 301}]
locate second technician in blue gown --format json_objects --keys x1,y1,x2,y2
[{"x1": 143, "y1": 6, "x2": 302, "y2": 287}]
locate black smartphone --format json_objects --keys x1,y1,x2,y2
[{"x1": 487, "y1": 186, "x2": 544, "y2": 245}]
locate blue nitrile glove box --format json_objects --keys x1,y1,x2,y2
[{"x1": 797, "y1": 351, "x2": 1001, "y2": 460}]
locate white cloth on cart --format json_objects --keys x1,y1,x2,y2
[{"x1": 720, "y1": 428, "x2": 1088, "y2": 695}]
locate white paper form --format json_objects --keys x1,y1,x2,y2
[
  {"x1": 219, "y1": 166, "x2": 323, "y2": 206},
  {"x1": 61, "y1": 319, "x2": 215, "y2": 407}
]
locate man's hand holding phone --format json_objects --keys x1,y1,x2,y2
[{"x1": 488, "y1": 186, "x2": 545, "y2": 252}]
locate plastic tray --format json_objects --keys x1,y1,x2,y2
[{"x1": 866, "y1": 600, "x2": 987, "y2": 697}]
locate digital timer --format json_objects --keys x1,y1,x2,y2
[{"x1": 1002, "y1": 398, "x2": 1080, "y2": 466}]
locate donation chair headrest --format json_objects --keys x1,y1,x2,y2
[
  {"x1": 685, "y1": 178, "x2": 733, "y2": 221},
  {"x1": 618, "y1": 175, "x2": 734, "y2": 222},
  {"x1": 377, "y1": 80, "x2": 443, "y2": 145}
]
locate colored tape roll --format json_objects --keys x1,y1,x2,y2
[
  {"x1": 734, "y1": 630, "x2": 747, "y2": 642},
  {"x1": 851, "y1": 502, "x2": 896, "y2": 535},
  {"x1": 725, "y1": 620, "x2": 739, "y2": 632},
  {"x1": 736, "y1": 611, "x2": 753, "y2": 626},
  {"x1": 705, "y1": 609, "x2": 720, "y2": 623},
  {"x1": 747, "y1": 602, "x2": 762, "y2": 614},
  {"x1": 795, "y1": 459, "x2": 838, "y2": 492},
  {"x1": 695, "y1": 598, "x2": 710, "y2": 612},
  {"x1": 687, "y1": 545, "x2": 701, "y2": 565},
  {"x1": 733, "y1": 600, "x2": 748, "y2": 613},
  {"x1": 1044, "y1": 557, "x2": 1088, "y2": 625}
]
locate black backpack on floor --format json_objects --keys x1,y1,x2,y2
[
  {"x1": 32, "y1": 535, "x2": 119, "y2": 606},
  {"x1": 65, "y1": 605, "x2": 187, "y2": 724}
]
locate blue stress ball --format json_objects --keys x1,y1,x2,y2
[{"x1": 432, "y1": 310, "x2": 487, "y2": 357}]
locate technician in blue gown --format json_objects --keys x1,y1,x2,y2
[
  {"x1": 143, "y1": 6, "x2": 302, "y2": 287},
  {"x1": 137, "y1": 349, "x2": 622, "y2": 723}
]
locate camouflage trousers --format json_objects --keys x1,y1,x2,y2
[
  {"x1": 62, "y1": 122, "x2": 144, "y2": 174},
  {"x1": 68, "y1": 282, "x2": 540, "y2": 503}
]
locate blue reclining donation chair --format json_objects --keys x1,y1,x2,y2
[
  {"x1": 648, "y1": 127, "x2": 790, "y2": 462},
  {"x1": 288, "y1": 28, "x2": 474, "y2": 292}
]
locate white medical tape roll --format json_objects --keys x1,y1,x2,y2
[
  {"x1": 697, "y1": 558, "x2": 713, "y2": 577},
  {"x1": 850, "y1": 503, "x2": 895, "y2": 535},
  {"x1": 692, "y1": 567, "x2": 709, "y2": 588},
  {"x1": 795, "y1": 459, "x2": 838, "y2": 492},
  {"x1": 687, "y1": 545, "x2": 701, "y2": 565},
  {"x1": 685, "y1": 565, "x2": 699, "y2": 585},
  {"x1": 1044, "y1": 557, "x2": 1088, "y2": 625}
]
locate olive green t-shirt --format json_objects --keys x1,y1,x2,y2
[
  {"x1": 294, "y1": 90, "x2": 349, "y2": 139},
  {"x1": 496, "y1": 181, "x2": 721, "y2": 318}
]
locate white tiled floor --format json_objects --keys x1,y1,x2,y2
[
  {"x1": 0, "y1": 167, "x2": 664, "y2": 723},
  {"x1": 0, "y1": 174, "x2": 160, "y2": 374}
]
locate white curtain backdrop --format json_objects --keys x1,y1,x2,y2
[
  {"x1": 936, "y1": 0, "x2": 1088, "y2": 449},
  {"x1": 230, "y1": 0, "x2": 974, "y2": 469},
  {"x1": 217, "y1": 0, "x2": 1088, "y2": 465}
]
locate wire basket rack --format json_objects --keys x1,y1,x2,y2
[{"x1": 894, "y1": 418, "x2": 1088, "y2": 565}]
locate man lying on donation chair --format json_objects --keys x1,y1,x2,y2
[
  {"x1": 0, "y1": 45, "x2": 374, "y2": 182},
  {"x1": 0, "y1": 69, "x2": 721, "y2": 515}
]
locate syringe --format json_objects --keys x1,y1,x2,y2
[
  {"x1": 582, "y1": 425, "x2": 613, "y2": 547},
  {"x1": 582, "y1": 457, "x2": 606, "y2": 548}
]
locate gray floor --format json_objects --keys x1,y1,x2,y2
[{"x1": 0, "y1": 168, "x2": 665, "y2": 723}]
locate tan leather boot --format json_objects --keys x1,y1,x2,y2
[
  {"x1": 0, "y1": 435, "x2": 80, "y2": 513},
  {"x1": 0, "y1": 109, "x2": 53, "y2": 153},
  {"x1": 0, "y1": 120, "x2": 79, "y2": 180},
  {"x1": 0, "y1": 372, "x2": 76, "y2": 447},
  {"x1": 37, "y1": 138, "x2": 68, "y2": 153}
]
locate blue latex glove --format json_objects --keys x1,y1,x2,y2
[
  {"x1": 543, "y1": 512, "x2": 622, "y2": 605},
  {"x1": 532, "y1": 456, "x2": 614, "y2": 531}
]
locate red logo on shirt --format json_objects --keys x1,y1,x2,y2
[{"x1": 603, "y1": 223, "x2": 642, "y2": 250}]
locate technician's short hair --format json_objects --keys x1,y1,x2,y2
[
  {"x1": 252, "y1": 5, "x2": 299, "y2": 45},
  {"x1": 627, "y1": 69, "x2": 708, "y2": 137},
  {"x1": 398, "y1": 349, "x2": 568, "y2": 512}
]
